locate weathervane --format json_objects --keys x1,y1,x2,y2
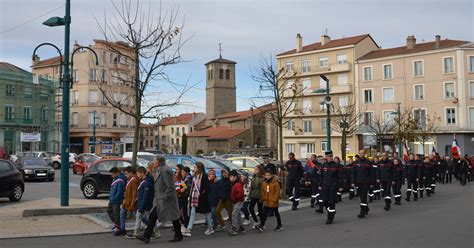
[{"x1": 218, "y1": 43, "x2": 223, "y2": 58}]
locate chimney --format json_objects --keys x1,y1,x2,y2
[
  {"x1": 406, "y1": 35, "x2": 416, "y2": 49},
  {"x1": 296, "y1": 33, "x2": 303, "y2": 52},
  {"x1": 435, "y1": 35, "x2": 441, "y2": 49},
  {"x1": 32, "y1": 55, "x2": 40, "y2": 66},
  {"x1": 321, "y1": 34, "x2": 331, "y2": 46},
  {"x1": 73, "y1": 41, "x2": 80, "y2": 51}
]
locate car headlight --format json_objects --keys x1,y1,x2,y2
[{"x1": 24, "y1": 169, "x2": 33, "y2": 174}]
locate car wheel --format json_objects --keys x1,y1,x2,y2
[
  {"x1": 82, "y1": 181, "x2": 98, "y2": 199},
  {"x1": 52, "y1": 162, "x2": 60, "y2": 170},
  {"x1": 72, "y1": 167, "x2": 77, "y2": 174},
  {"x1": 9, "y1": 184, "x2": 23, "y2": 202}
]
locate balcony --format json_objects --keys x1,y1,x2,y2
[
  {"x1": 331, "y1": 84, "x2": 352, "y2": 94},
  {"x1": 314, "y1": 62, "x2": 352, "y2": 74}
]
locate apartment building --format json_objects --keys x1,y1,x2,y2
[
  {"x1": 276, "y1": 34, "x2": 379, "y2": 159},
  {"x1": 139, "y1": 123, "x2": 157, "y2": 151},
  {"x1": 355, "y1": 35, "x2": 474, "y2": 155},
  {"x1": 159, "y1": 113, "x2": 206, "y2": 154},
  {"x1": 32, "y1": 40, "x2": 136, "y2": 155}
]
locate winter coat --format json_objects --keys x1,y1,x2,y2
[
  {"x1": 109, "y1": 174, "x2": 126, "y2": 204},
  {"x1": 261, "y1": 176, "x2": 280, "y2": 208},
  {"x1": 122, "y1": 176, "x2": 139, "y2": 211},
  {"x1": 136, "y1": 175, "x2": 154, "y2": 213},
  {"x1": 405, "y1": 160, "x2": 420, "y2": 180},
  {"x1": 209, "y1": 180, "x2": 219, "y2": 207},
  {"x1": 189, "y1": 173, "x2": 211, "y2": 214},
  {"x1": 392, "y1": 163, "x2": 405, "y2": 181},
  {"x1": 377, "y1": 159, "x2": 394, "y2": 182},
  {"x1": 286, "y1": 159, "x2": 304, "y2": 180},
  {"x1": 230, "y1": 181, "x2": 244, "y2": 204},
  {"x1": 319, "y1": 160, "x2": 343, "y2": 189},
  {"x1": 153, "y1": 164, "x2": 180, "y2": 222},
  {"x1": 217, "y1": 177, "x2": 231, "y2": 201},
  {"x1": 352, "y1": 157, "x2": 373, "y2": 185},
  {"x1": 261, "y1": 163, "x2": 277, "y2": 175},
  {"x1": 249, "y1": 175, "x2": 263, "y2": 199}
]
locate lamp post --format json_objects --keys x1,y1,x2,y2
[
  {"x1": 156, "y1": 117, "x2": 161, "y2": 152},
  {"x1": 91, "y1": 111, "x2": 100, "y2": 154},
  {"x1": 397, "y1": 103, "x2": 402, "y2": 156},
  {"x1": 320, "y1": 74, "x2": 331, "y2": 151}
]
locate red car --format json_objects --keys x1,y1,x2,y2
[{"x1": 72, "y1": 154, "x2": 101, "y2": 174}]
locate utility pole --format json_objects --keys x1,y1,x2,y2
[
  {"x1": 319, "y1": 74, "x2": 331, "y2": 150},
  {"x1": 92, "y1": 111, "x2": 97, "y2": 154},
  {"x1": 397, "y1": 102, "x2": 402, "y2": 156}
]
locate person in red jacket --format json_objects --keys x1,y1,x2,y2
[{"x1": 229, "y1": 170, "x2": 244, "y2": 236}]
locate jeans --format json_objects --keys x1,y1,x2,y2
[
  {"x1": 249, "y1": 198, "x2": 263, "y2": 223},
  {"x1": 134, "y1": 210, "x2": 150, "y2": 232},
  {"x1": 231, "y1": 202, "x2": 243, "y2": 229},
  {"x1": 144, "y1": 207, "x2": 182, "y2": 239},
  {"x1": 241, "y1": 201, "x2": 250, "y2": 220},
  {"x1": 187, "y1": 206, "x2": 212, "y2": 231},
  {"x1": 119, "y1": 208, "x2": 129, "y2": 231},
  {"x1": 107, "y1": 203, "x2": 121, "y2": 226}
]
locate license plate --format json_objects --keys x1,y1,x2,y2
[{"x1": 37, "y1": 173, "x2": 47, "y2": 176}]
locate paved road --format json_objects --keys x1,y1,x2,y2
[{"x1": 3, "y1": 182, "x2": 473, "y2": 248}]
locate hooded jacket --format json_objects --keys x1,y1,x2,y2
[
  {"x1": 230, "y1": 181, "x2": 244, "y2": 204},
  {"x1": 122, "y1": 175, "x2": 139, "y2": 211},
  {"x1": 217, "y1": 177, "x2": 231, "y2": 201},
  {"x1": 261, "y1": 176, "x2": 280, "y2": 208}
]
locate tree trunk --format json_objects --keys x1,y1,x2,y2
[
  {"x1": 278, "y1": 120, "x2": 286, "y2": 199},
  {"x1": 341, "y1": 129, "x2": 347, "y2": 165},
  {"x1": 131, "y1": 51, "x2": 140, "y2": 167},
  {"x1": 379, "y1": 135, "x2": 383, "y2": 153}
]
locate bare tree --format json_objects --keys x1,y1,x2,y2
[
  {"x1": 367, "y1": 114, "x2": 396, "y2": 153},
  {"x1": 330, "y1": 99, "x2": 361, "y2": 164},
  {"x1": 413, "y1": 110, "x2": 440, "y2": 154},
  {"x1": 394, "y1": 108, "x2": 418, "y2": 154},
  {"x1": 95, "y1": 0, "x2": 193, "y2": 164},
  {"x1": 249, "y1": 54, "x2": 302, "y2": 167}
]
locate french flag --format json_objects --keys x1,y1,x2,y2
[
  {"x1": 451, "y1": 134, "x2": 461, "y2": 159},
  {"x1": 403, "y1": 142, "x2": 410, "y2": 161}
]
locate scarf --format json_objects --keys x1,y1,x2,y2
[{"x1": 191, "y1": 174, "x2": 202, "y2": 207}]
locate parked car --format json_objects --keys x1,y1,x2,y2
[
  {"x1": 226, "y1": 156, "x2": 264, "y2": 172},
  {"x1": 122, "y1": 151, "x2": 155, "y2": 162},
  {"x1": 73, "y1": 153, "x2": 101, "y2": 174},
  {"x1": 51, "y1": 153, "x2": 77, "y2": 169},
  {"x1": 0, "y1": 159, "x2": 24, "y2": 202},
  {"x1": 80, "y1": 158, "x2": 148, "y2": 199},
  {"x1": 164, "y1": 155, "x2": 222, "y2": 178},
  {"x1": 20, "y1": 158, "x2": 55, "y2": 182},
  {"x1": 17, "y1": 151, "x2": 54, "y2": 165}
]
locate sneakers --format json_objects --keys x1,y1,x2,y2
[
  {"x1": 150, "y1": 230, "x2": 161, "y2": 239},
  {"x1": 215, "y1": 224, "x2": 226, "y2": 232},
  {"x1": 242, "y1": 219, "x2": 251, "y2": 226},
  {"x1": 204, "y1": 228, "x2": 215, "y2": 235},
  {"x1": 113, "y1": 229, "x2": 127, "y2": 236},
  {"x1": 255, "y1": 224, "x2": 264, "y2": 232},
  {"x1": 180, "y1": 225, "x2": 187, "y2": 234},
  {"x1": 238, "y1": 226, "x2": 245, "y2": 233},
  {"x1": 274, "y1": 225, "x2": 284, "y2": 232},
  {"x1": 228, "y1": 228, "x2": 238, "y2": 236},
  {"x1": 182, "y1": 229, "x2": 192, "y2": 237},
  {"x1": 125, "y1": 231, "x2": 137, "y2": 239}
]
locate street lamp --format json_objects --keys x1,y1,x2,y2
[{"x1": 319, "y1": 74, "x2": 331, "y2": 151}]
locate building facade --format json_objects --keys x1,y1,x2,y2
[
  {"x1": 0, "y1": 62, "x2": 56, "y2": 154},
  {"x1": 32, "y1": 40, "x2": 136, "y2": 155},
  {"x1": 276, "y1": 34, "x2": 379, "y2": 159},
  {"x1": 139, "y1": 123, "x2": 157, "y2": 151},
  {"x1": 205, "y1": 56, "x2": 237, "y2": 120},
  {"x1": 159, "y1": 113, "x2": 206, "y2": 154},
  {"x1": 356, "y1": 35, "x2": 474, "y2": 155}
]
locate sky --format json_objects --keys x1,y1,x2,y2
[{"x1": 1, "y1": 0, "x2": 473, "y2": 118}]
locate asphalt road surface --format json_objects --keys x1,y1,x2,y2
[{"x1": 3, "y1": 182, "x2": 473, "y2": 248}]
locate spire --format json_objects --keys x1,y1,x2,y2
[{"x1": 218, "y1": 43, "x2": 223, "y2": 59}]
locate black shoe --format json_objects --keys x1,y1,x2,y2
[
  {"x1": 114, "y1": 229, "x2": 127, "y2": 236},
  {"x1": 255, "y1": 224, "x2": 263, "y2": 232},
  {"x1": 369, "y1": 198, "x2": 373, "y2": 203},
  {"x1": 169, "y1": 235, "x2": 183, "y2": 242},
  {"x1": 315, "y1": 207, "x2": 323, "y2": 214},
  {"x1": 310, "y1": 202, "x2": 315, "y2": 208},
  {"x1": 405, "y1": 197, "x2": 410, "y2": 202},
  {"x1": 291, "y1": 203, "x2": 298, "y2": 211},
  {"x1": 358, "y1": 213, "x2": 365, "y2": 218},
  {"x1": 325, "y1": 219, "x2": 333, "y2": 224},
  {"x1": 137, "y1": 235, "x2": 150, "y2": 244},
  {"x1": 384, "y1": 205, "x2": 390, "y2": 211},
  {"x1": 414, "y1": 197, "x2": 418, "y2": 201},
  {"x1": 274, "y1": 225, "x2": 284, "y2": 232}
]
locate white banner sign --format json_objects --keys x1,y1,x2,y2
[{"x1": 20, "y1": 132, "x2": 41, "y2": 142}]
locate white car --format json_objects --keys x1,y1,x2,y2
[
  {"x1": 122, "y1": 152, "x2": 155, "y2": 162},
  {"x1": 51, "y1": 153, "x2": 77, "y2": 169}
]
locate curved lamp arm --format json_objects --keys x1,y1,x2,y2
[
  {"x1": 32, "y1": 43, "x2": 63, "y2": 87},
  {"x1": 71, "y1": 46, "x2": 99, "y2": 88}
]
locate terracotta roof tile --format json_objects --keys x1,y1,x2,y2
[
  {"x1": 277, "y1": 34, "x2": 374, "y2": 57},
  {"x1": 214, "y1": 103, "x2": 275, "y2": 121},
  {"x1": 160, "y1": 113, "x2": 196, "y2": 126},
  {"x1": 187, "y1": 126, "x2": 248, "y2": 140},
  {"x1": 359, "y1": 39, "x2": 468, "y2": 60},
  {"x1": 32, "y1": 56, "x2": 62, "y2": 67}
]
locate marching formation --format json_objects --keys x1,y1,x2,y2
[{"x1": 105, "y1": 151, "x2": 472, "y2": 244}]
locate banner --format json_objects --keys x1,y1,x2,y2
[{"x1": 20, "y1": 132, "x2": 41, "y2": 142}]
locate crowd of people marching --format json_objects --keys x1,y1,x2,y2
[{"x1": 105, "y1": 150, "x2": 472, "y2": 244}]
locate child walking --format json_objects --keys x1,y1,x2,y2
[
  {"x1": 255, "y1": 169, "x2": 283, "y2": 232},
  {"x1": 229, "y1": 170, "x2": 244, "y2": 236},
  {"x1": 117, "y1": 166, "x2": 139, "y2": 236},
  {"x1": 107, "y1": 167, "x2": 125, "y2": 234}
]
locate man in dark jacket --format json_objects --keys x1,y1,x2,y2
[
  {"x1": 261, "y1": 155, "x2": 277, "y2": 175},
  {"x1": 405, "y1": 154, "x2": 420, "y2": 201},
  {"x1": 318, "y1": 151, "x2": 343, "y2": 224},
  {"x1": 127, "y1": 166, "x2": 155, "y2": 239},
  {"x1": 415, "y1": 154, "x2": 424, "y2": 198},
  {"x1": 446, "y1": 156, "x2": 454, "y2": 183},
  {"x1": 306, "y1": 154, "x2": 322, "y2": 208},
  {"x1": 377, "y1": 152, "x2": 394, "y2": 211},
  {"x1": 345, "y1": 158, "x2": 356, "y2": 200},
  {"x1": 352, "y1": 149, "x2": 373, "y2": 218},
  {"x1": 438, "y1": 156, "x2": 448, "y2": 184},
  {"x1": 392, "y1": 158, "x2": 405, "y2": 205},
  {"x1": 422, "y1": 157, "x2": 435, "y2": 197},
  {"x1": 285, "y1": 152, "x2": 304, "y2": 210}
]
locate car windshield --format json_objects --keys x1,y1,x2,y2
[
  {"x1": 193, "y1": 157, "x2": 220, "y2": 169},
  {"x1": 24, "y1": 159, "x2": 47, "y2": 166},
  {"x1": 23, "y1": 153, "x2": 38, "y2": 158},
  {"x1": 138, "y1": 155, "x2": 154, "y2": 162},
  {"x1": 213, "y1": 160, "x2": 240, "y2": 170}
]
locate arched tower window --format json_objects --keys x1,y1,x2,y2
[
  {"x1": 225, "y1": 69, "x2": 230, "y2": 80},
  {"x1": 208, "y1": 69, "x2": 213, "y2": 80},
  {"x1": 219, "y1": 69, "x2": 224, "y2": 79}
]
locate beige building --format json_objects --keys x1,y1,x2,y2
[
  {"x1": 355, "y1": 35, "x2": 474, "y2": 155},
  {"x1": 276, "y1": 34, "x2": 379, "y2": 159},
  {"x1": 139, "y1": 123, "x2": 157, "y2": 151},
  {"x1": 32, "y1": 40, "x2": 136, "y2": 155},
  {"x1": 159, "y1": 113, "x2": 206, "y2": 154}
]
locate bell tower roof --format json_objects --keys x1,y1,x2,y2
[{"x1": 205, "y1": 57, "x2": 237, "y2": 66}]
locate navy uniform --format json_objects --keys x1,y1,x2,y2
[
  {"x1": 377, "y1": 158, "x2": 394, "y2": 210},
  {"x1": 336, "y1": 160, "x2": 344, "y2": 203},
  {"x1": 285, "y1": 153, "x2": 304, "y2": 210},
  {"x1": 352, "y1": 155, "x2": 373, "y2": 218},
  {"x1": 308, "y1": 158, "x2": 322, "y2": 208},
  {"x1": 345, "y1": 162, "x2": 356, "y2": 199},
  {"x1": 416, "y1": 157, "x2": 424, "y2": 198},
  {"x1": 438, "y1": 158, "x2": 448, "y2": 185},
  {"x1": 370, "y1": 162, "x2": 379, "y2": 201},
  {"x1": 430, "y1": 158, "x2": 439, "y2": 193},
  {"x1": 405, "y1": 158, "x2": 420, "y2": 201},
  {"x1": 422, "y1": 160, "x2": 435, "y2": 197},
  {"x1": 318, "y1": 151, "x2": 343, "y2": 224},
  {"x1": 392, "y1": 160, "x2": 405, "y2": 205}
]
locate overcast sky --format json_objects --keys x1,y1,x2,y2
[{"x1": 1, "y1": 0, "x2": 472, "y2": 117}]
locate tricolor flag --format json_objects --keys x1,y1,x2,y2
[
  {"x1": 403, "y1": 142, "x2": 410, "y2": 161},
  {"x1": 431, "y1": 146, "x2": 437, "y2": 155},
  {"x1": 451, "y1": 134, "x2": 461, "y2": 159}
]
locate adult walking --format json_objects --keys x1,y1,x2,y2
[
  {"x1": 248, "y1": 165, "x2": 264, "y2": 227},
  {"x1": 261, "y1": 154, "x2": 277, "y2": 175},
  {"x1": 377, "y1": 153, "x2": 394, "y2": 211},
  {"x1": 318, "y1": 151, "x2": 343, "y2": 224},
  {"x1": 352, "y1": 149, "x2": 373, "y2": 218},
  {"x1": 285, "y1": 152, "x2": 304, "y2": 210},
  {"x1": 137, "y1": 156, "x2": 183, "y2": 244}
]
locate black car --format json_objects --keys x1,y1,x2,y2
[
  {"x1": 80, "y1": 158, "x2": 148, "y2": 199},
  {"x1": 21, "y1": 158, "x2": 55, "y2": 181},
  {"x1": 0, "y1": 159, "x2": 24, "y2": 202}
]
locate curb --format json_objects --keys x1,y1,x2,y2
[{"x1": 23, "y1": 207, "x2": 107, "y2": 217}]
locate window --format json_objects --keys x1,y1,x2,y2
[
  {"x1": 319, "y1": 56, "x2": 328, "y2": 67},
  {"x1": 337, "y1": 74, "x2": 348, "y2": 85},
  {"x1": 112, "y1": 72, "x2": 120, "y2": 85},
  {"x1": 319, "y1": 77, "x2": 327, "y2": 90},
  {"x1": 383, "y1": 111, "x2": 395, "y2": 125},
  {"x1": 338, "y1": 96, "x2": 348, "y2": 107},
  {"x1": 414, "y1": 109, "x2": 426, "y2": 129},
  {"x1": 171, "y1": 127, "x2": 174, "y2": 134},
  {"x1": 182, "y1": 127, "x2": 185, "y2": 134},
  {"x1": 319, "y1": 97, "x2": 327, "y2": 111},
  {"x1": 321, "y1": 141, "x2": 328, "y2": 152},
  {"x1": 320, "y1": 118, "x2": 327, "y2": 130},
  {"x1": 41, "y1": 108, "x2": 48, "y2": 122},
  {"x1": 443, "y1": 57, "x2": 454, "y2": 73},
  {"x1": 23, "y1": 107, "x2": 32, "y2": 122},
  {"x1": 470, "y1": 81, "x2": 474, "y2": 97},
  {"x1": 40, "y1": 89, "x2": 48, "y2": 100},
  {"x1": 0, "y1": 161, "x2": 13, "y2": 173},
  {"x1": 89, "y1": 69, "x2": 97, "y2": 82},
  {"x1": 413, "y1": 60, "x2": 423, "y2": 76},
  {"x1": 6, "y1": 84, "x2": 14, "y2": 96},
  {"x1": 382, "y1": 87, "x2": 394, "y2": 103},
  {"x1": 88, "y1": 90, "x2": 98, "y2": 103},
  {"x1": 73, "y1": 91, "x2": 79, "y2": 105},
  {"x1": 446, "y1": 108, "x2": 456, "y2": 125},
  {"x1": 287, "y1": 100, "x2": 296, "y2": 115},
  {"x1": 285, "y1": 62, "x2": 294, "y2": 72},
  {"x1": 24, "y1": 87, "x2": 32, "y2": 98},
  {"x1": 444, "y1": 82, "x2": 455, "y2": 98},
  {"x1": 469, "y1": 56, "x2": 474, "y2": 72},
  {"x1": 363, "y1": 66, "x2": 372, "y2": 81},
  {"x1": 284, "y1": 80, "x2": 295, "y2": 97},
  {"x1": 363, "y1": 89, "x2": 373, "y2": 103},
  {"x1": 286, "y1": 144, "x2": 295, "y2": 153},
  {"x1": 306, "y1": 143, "x2": 316, "y2": 154},
  {"x1": 100, "y1": 112, "x2": 106, "y2": 126},
  {"x1": 72, "y1": 112, "x2": 78, "y2": 126},
  {"x1": 88, "y1": 112, "x2": 96, "y2": 126},
  {"x1": 5, "y1": 105, "x2": 14, "y2": 122},
  {"x1": 302, "y1": 99, "x2": 312, "y2": 115},
  {"x1": 337, "y1": 54, "x2": 347, "y2": 64},
  {"x1": 225, "y1": 69, "x2": 230, "y2": 80},
  {"x1": 383, "y1": 64, "x2": 393, "y2": 80},
  {"x1": 112, "y1": 113, "x2": 117, "y2": 127},
  {"x1": 303, "y1": 119, "x2": 312, "y2": 133},
  {"x1": 362, "y1": 112, "x2": 373, "y2": 126},
  {"x1": 301, "y1": 60, "x2": 311, "y2": 73},
  {"x1": 97, "y1": 161, "x2": 117, "y2": 172},
  {"x1": 302, "y1": 79, "x2": 311, "y2": 94},
  {"x1": 287, "y1": 119, "x2": 295, "y2": 131},
  {"x1": 72, "y1": 70, "x2": 79, "y2": 82},
  {"x1": 101, "y1": 69, "x2": 107, "y2": 83},
  {"x1": 119, "y1": 113, "x2": 126, "y2": 126},
  {"x1": 33, "y1": 74, "x2": 39, "y2": 84},
  {"x1": 414, "y1": 85, "x2": 424, "y2": 100}
]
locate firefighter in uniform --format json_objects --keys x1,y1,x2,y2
[
  {"x1": 422, "y1": 157, "x2": 435, "y2": 197},
  {"x1": 345, "y1": 158, "x2": 355, "y2": 199},
  {"x1": 429, "y1": 154, "x2": 439, "y2": 193},
  {"x1": 415, "y1": 154, "x2": 424, "y2": 198},
  {"x1": 285, "y1": 152, "x2": 304, "y2": 210},
  {"x1": 370, "y1": 156, "x2": 380, "y2": 201},
  {"x1": 334, "y1": 156, "x2": 343, "y2": 203},
  {"x1": 306, "y1": 154, "x2": 322, "y2": 208},
  {"x1": 318, "y1": 150, "x2": 343, "y2": 224},
  {"x1": 392, "y1": 158, "x2": 404, "y2": 205},
  {"x1": 438, "y1": 156, "x2": 448, "y2": 184},
  {"x1": 352, "y1": 149, "x2": 373, "y2": 218},
  {"x1": 377, "y1": 152, "x2": 394, "y2": 211},
  {"x1": 405, "y1": 154, "x2": 420, "y2": 201}
]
